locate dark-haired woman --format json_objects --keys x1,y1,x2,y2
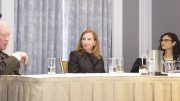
[
  {"x1": 131, "y1": 32, "x2": 180, "y2": 72},
  {"x1": 159, "y1": 32, "x2": 180, "y2": 60}
]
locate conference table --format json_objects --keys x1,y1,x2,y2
[{"x1": 1, "y1": 73, "x2": 180, "y2": 101}]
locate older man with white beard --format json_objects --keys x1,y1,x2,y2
[{"x1": 0, "y1": 20, "x2": 28, "y2": 75}]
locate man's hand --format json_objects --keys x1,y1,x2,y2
[{"x1": 12, "y1": 52, "x2": 28, "y2": 64}]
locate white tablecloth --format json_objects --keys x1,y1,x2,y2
[{"x1": 1, "y1": 73, "x2": 180, "y2": 101}]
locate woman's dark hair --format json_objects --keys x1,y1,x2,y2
[{"x1": 158, "y1": 32, "x2": 180, "y2": 60}]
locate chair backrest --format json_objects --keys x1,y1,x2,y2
[{"x1": 59, "y1": 58, "x2": 68, "y2": 73}]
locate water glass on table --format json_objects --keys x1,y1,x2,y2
[
  {"x1": 116, "y1": 58, "x2": 124, "y2": 73},
  {"x1": 139, "y1": 55, "x2": 148, "y2": 75},
  {"x1": 109, "y1": 58, "x2": 117, "y2": 73},
  {"x1": 47, "y1": 58, "x2": 56, "y2": 74},
  {"x1": 163, "y1": 60, "x2": 176, "y2": 74},
  {"x1": 175, "y1": 60, "x2": 180, "y2": 70}
]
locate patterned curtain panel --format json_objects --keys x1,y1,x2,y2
[
  {"x1": 14, "y1": 0, "x2": 112, "y2": 74},
  {"x1": 14, "y1": 0, "x2": 64, "y2": 74},
  {"x1": 0, "y1": 0, "x2": 1, "y2": 14}
]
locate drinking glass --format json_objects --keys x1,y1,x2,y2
[
  {"x1": 175, "y1": 60, "x2": 180, "y2": 70},
  {"x1": 109, "y1": 58, "x2": 117, "y2": 73},
  {"x1": 116, "y1": 58, "x2": 124, "y2": 73},
  {"x1": 47, "y1": 58, "x2": 56, "y2": 74},
  {"x1": 139, "y1": 54, "x2": 148, "y2": 75},
  {"x1": 163, "y1": 60, "x2": 175, "y2": 74}
]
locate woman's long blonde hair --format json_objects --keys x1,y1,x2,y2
[{"x1": 76, "y1": 29, "x2": 101, "y2": 59}]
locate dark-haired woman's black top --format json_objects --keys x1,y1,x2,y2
[{"x1": 68, "y1": 51, "x2": 105, "y2": 73}]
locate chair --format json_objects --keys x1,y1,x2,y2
[
  {"x1": 59, "y1": 58, "x2": 68, "y2": 73},
  {"x1": 130, "y1": 58, "x2": 146, "y2": 73}
]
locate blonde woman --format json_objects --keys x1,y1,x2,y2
[{"x1": 68, "y1": 29, "x2": 105, "y2": 73}]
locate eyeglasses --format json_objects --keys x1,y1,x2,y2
[{"x1": 160, "y1": 39, "x2": 172, "y2": 42}]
